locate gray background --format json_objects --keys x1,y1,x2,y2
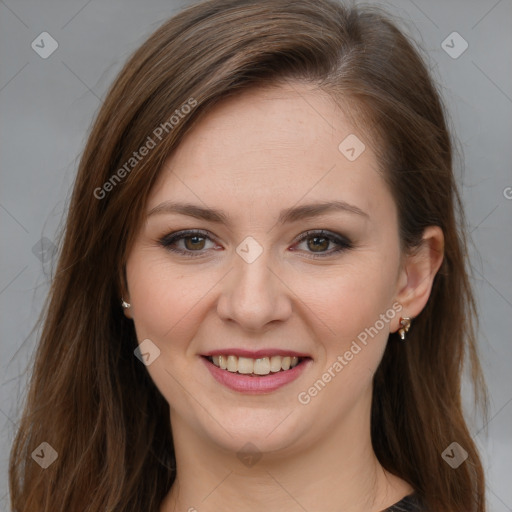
[{"x1": 1, "y1": 0, "x2": 511, "y2": 510}]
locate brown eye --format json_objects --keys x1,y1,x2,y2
[
  {"x1": 306, "y1": 235, "x2": 330, "y2": 252},
  {"x1": 183, "y1": 235, "x2": 206, "y2": 251},
  {"x1": 159, "y1": 230, "x2": 217, "y2": 257},
  {"x1": 293, "y1": 230, "x2": 353, "y2": 258}
]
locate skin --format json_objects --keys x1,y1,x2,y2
[{"x1": 123, "y1": 82, "x2": 444, "y2": 512}]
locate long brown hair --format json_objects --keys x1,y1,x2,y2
[{"x1": 9, "y1": 1, "x2": 487, "y2": 510}]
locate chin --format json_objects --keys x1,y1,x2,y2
[{"x1": 196, "y1": 407, "x2": 311, "y2": 456}]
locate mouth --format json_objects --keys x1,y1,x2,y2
[
  {"x1": 203, "y1": 354, "x2": 308, "y2": 376},
  {"x1": 201, "y1": 352, "x2": 312, "y2": 393},
  {"x1": 200, "y1": 347, "x2": 313, "y2": 395}
]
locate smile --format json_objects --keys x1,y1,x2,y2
[{"x1": 201, "y1": 353, "x2": 312, "y2": 393}]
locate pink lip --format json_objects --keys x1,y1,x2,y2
[
  {"x1": 202, "y1": 348, "x2": 311, "y2": 358},
  {"x1": 201, "y1": 356, "x2": 312, "y2": 394}
]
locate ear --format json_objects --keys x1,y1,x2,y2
[{"x1": 392, "y1": 226, "x2": 444, "y2": 332}]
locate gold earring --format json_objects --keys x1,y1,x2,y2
[
  {"x1": 121, "y1": 298, "x2": 131, "y2": 309},
  {"x1": 398, "y1": 317, "x2": 412, "y2": 340}
]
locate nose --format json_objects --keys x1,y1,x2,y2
[{"x1": 216, "y1": 248, "x2": 293, "y2": 332}]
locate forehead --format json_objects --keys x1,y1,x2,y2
[{"x1": 147, "y1": 83, "x2": 389, "y2": 221}]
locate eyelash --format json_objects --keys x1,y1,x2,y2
[{"x1": 158, "y1": 229, "x2": 353, "y2": 259}]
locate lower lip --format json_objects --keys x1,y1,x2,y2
[{"x1": 202, "y1": 357, "x2": 311, "y2": 394}]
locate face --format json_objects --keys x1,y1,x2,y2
[{"x1": 124, "y1": 83, "x2": 405, "y2": 455}]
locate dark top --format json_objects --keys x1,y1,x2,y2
[{"x1": 385, "y1": 493, "x2": 423, "y2": 511}]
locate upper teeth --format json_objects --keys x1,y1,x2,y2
[{"x1": 211, "y1": 355, "x2": 300, "y2": 375}]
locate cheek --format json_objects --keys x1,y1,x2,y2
[
  {"x1": 294, "y1": 259, "x2": 398, "y2": 343},
  {"x1": 293, "y1": 260, "x2": 399, "y2": 406},
  {"x1": 294, "y1": 267, "x2": 397, "y2": 416},
  {"x1": 125, "y1": 252, "x2": 206, "y2": 406},
  {"x1": 126, "y1": 244, "x2": 399, "y2": 348},
  {"x1": 125, "y1": 251, "x2": 214, "y2": 343}
]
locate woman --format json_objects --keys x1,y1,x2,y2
[{"x1": 9, "y1": 0, "x2": 487, "y2": 511}]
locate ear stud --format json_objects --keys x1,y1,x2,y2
[{"x1": 398, "y1": 317, "x2": 412, "y2": 340}]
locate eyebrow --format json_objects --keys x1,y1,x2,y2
[{"x1": 147, "y1": 200, "x2": 369, "y2": 226}]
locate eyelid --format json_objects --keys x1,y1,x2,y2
[{"x1": 293, "y1": 229, "x2": 349, "y2": 245}]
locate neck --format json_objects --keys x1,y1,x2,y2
[{"x1": 160, "y1": 395, "x2": 413, "y2": 512}]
